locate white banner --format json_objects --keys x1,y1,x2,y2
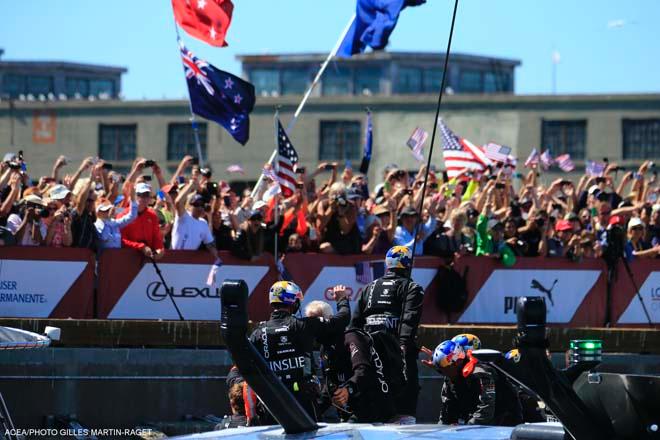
[
  {"x1": 458, "y1": 269, "x2": 600, "y2": 323},
  {"x1": 0, "y1": 259, "x2": 87, "y2": 317},
  {"x1": 617, "y1": 271, "x2": 660, "y2": 324},
  {"x1": 108, "y1": 263, "x2": 269, "y2": 320},
  {"x1": 300, "y1": 267, "x2": 437, "y2": 314}
]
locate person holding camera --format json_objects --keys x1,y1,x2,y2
[
  {"x1": 94, "y1": 181, "x2": 138, "y2": 251},
  {"x1": 171, "y1": 179, "x2": 218, "y2": 259},
  {"x1": 42, "y1": 184, "x2": 73, "y2": 248},
  {"x1": 318, "y1": 183, "x2": 361, "y2": 255},
  {"x1": 5, "y1": 194, "x2": 49, "y2": 246}
]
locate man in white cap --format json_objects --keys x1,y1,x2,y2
[
  {"x1": 120, "y1": 182, "x2": 164, "y2": 259},
  {"x1": 171, "y1": 180, "x2": 219, "y2": 261}
]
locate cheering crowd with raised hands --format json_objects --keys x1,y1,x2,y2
[{"x1": 1, "y1": 150, "x2": 659, "y2": 266}]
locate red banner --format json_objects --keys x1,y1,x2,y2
[{"x1": 0, "y1": 247, "x2": 95, "y2": 318}]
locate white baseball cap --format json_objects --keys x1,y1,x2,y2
[
  {"x1": 627, "y1": 217, "x2": 645, "y2": 230},
  {"x1": 48, "y1": 184, "x2": 71, "y2": 201},
  {"x1": 135, "y1": 182, "x2": 152, "y2": 195}
]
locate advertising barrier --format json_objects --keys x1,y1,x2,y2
[
  {"x1": 611, "y1": 259, "x2": 660, "y2": 325},
  {"x1": 451, "y1": 256, "x2": 608, "y2": 326},
  {"x1": 1, "y1": 246, "x2": 657, "y2": 326},
  {"x1": 0, "y1": 247, "x2": 95, "y2": 318},
  {"x1": 96, "y1": 249, "x2": 279, "y2": 320}
]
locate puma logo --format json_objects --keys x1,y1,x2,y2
[{"x1": 530, "y1": 279, "x2": 557, "y2": 307}]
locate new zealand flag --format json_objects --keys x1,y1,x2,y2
[{"x1": 180, "y1": 40, "x2": 255, "y2": 145}]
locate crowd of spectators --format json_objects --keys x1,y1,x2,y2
[{"x1": 1, "y1": 150, "x2": 659, "y2": 266}]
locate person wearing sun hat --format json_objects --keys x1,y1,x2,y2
[
  {"x1": 94, "y1": 182, "x2": 138, "y2": 251},
  {"x1": 420, "y1": 338, "x2": 522, "y2": 426}
]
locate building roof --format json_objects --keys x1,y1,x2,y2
[
  {"x1": 236, "y1": 51, "x2": 521, "y2": 67},
  {"x1": 0, "y1": 60, "x2": 127, "y2": 75}
]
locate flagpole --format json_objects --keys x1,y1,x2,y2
[
  {"x1": 286, "y1": 13, "x2": 356, "y2": 133},
  {"x1": 272, "y1": 110, "x2": 280, "y2": 268},
  {"x1": 172, "y1": 19, "x2": 207, "y2": 167},
  {"x1": 249, "y1": 14, "x2": 355, "y2": 198},
  {"x1": 408, "y1": 0, "x2": 459, "y2": 274}
]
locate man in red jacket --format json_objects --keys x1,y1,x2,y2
[{"x1": 121, "y1": 182, "x2": 165, "y2": 259}]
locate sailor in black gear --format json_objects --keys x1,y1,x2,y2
[
  {"x1": 249, "y1": 281, "x2": 350, "y2": 422},
  {"x1": 349, "y1": 245, "x2": 424, "y2": 421},
  {"x1": 422, "y1": 338, "x2": 523, "y2": 426},
  {"x1": 332, "y1": 329, "x2": 398, "y2": 422},
  {"x1": 306, "y1": 301, "x2": 396, "y2": 423}
]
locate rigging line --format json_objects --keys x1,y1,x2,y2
[{"x1": 408, "y1": 0, "x2": 460, "y2": 274}]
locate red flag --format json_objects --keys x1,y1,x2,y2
[{"x1": 172, "y1": 0, "x2": 234, "y2": 47}]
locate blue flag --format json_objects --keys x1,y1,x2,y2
[
  {"x1": 359, "y1": 111, "x2": 373, "y2": 174},
  {"x1": 180, "y1": 40, "x2": 255, "y2": 145},
  {"x1": 338, "y1": 0, "x2": 426, "y2": 57}
]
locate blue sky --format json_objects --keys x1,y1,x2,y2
[{"x1": 2, "y1": 0, "x2": 659, "y2": 99}]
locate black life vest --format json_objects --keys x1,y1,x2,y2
[
  {"x1": 361, "y1": 277, "x2": 408, "y2": 335},
  {"x1": 255, "y1": 322, "x2": 312, "y2": 391}
]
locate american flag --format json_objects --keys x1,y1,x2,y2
[
  {"x1": 483, "y1": 142, "x2": 512, "y2": 163},
  {"x1": 406, "y1": 127, "x2": 428, "y2": 162},
  {"x1": 555, "y1": 154, "x2": 575, "y2": 172},
  {"x1": 226, "y1": 164, "x2": 244, "y2": 174},
  {"x1": 586, "y1": 160, "x2": 606, "y2": 177},
  {"x1": 524, "y1": 149, "x2": 540, "y2": 168},
  {"x1": 275, "y1": 119, "x2": 299, "y2": 197},
  {"x1": 540, "y1": 150, "x2": 554, "y2": 170},
  {"x1": 438, "y1": 119, "x2": 492, "y2": 178}
]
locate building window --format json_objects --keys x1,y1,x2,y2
[
  {"x1": 622, "y1": 119, "x2": 660, "y2": 159},
  {"x1": 26, "y1": 75, "x2": 54, "y2": 96},
  {"x1": 2, "y1": 74, "x2": 25, "y2": 98},
  {"x1": 319, "y1": 121, "x2": 362, "y2": 161},
  {"x1": 484, "y1": 72, "x2": 512, "y2": 93},
  {"x1": 354, "y1": 67, "x2": 381, "y2": 95},
  {"x1": 396, "y1": 67, "x2": 422, "y2": 94},
  {"x1": 323, "y1": 65, "x2": 351, "y2": 96},
  {"x1": 423, "y1": 68, "x2": 443, "y2": 93},
  {"x1": 251, "y1": 69, "x2": 279, "y2": 96},
  {"x1": 167, "y1": 123, "x2": 208, "y2": 161},
  {"x1": 459, "y1": 70, "x2": 483, "y2": 93},
  {"x1": 281, "y1": 68, "x2": 309, "y2": 95},
  {"x1": 541, "y1": 120, "x2": 587, "y2": 159},
  {"x1": 90, "y1": 79, "x2": 115, "y2": 98},
  {"x1": 99, "y1": 124, "x2": 137, "y2": 161},
  {"x1": 66, "y1": 78, "x2": 90, "y2": 98}
]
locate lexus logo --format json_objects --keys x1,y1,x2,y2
[{"x1": 145, "y1": 281, "x2": 221, "y2": 302}]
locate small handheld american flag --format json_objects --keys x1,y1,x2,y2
[
  {"x1": 406, "y1": 127, "x2": 428, "y2": 162},
  {"x1": 524, "y1": 149, "x2": 540, "y2": 168},
  {"x1": 483, "y1": 142, "x2": 512, "y2": 163},
  {"x1": 540, "y1": 150, "x2": 554, "y2": 170},
  {"x1": 555, "y1": 154, "x2": 575, "y2": 172}
]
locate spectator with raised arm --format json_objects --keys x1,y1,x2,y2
[
  {"x1": 120, "y1": 161, "x2": 165, "y2": 260},
  {"x1": 171, "y1": 180, "x2": 219, "y2": 261},
  {"x1": 95, "y1": 182, "x2": 138, "y2": 251}
]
